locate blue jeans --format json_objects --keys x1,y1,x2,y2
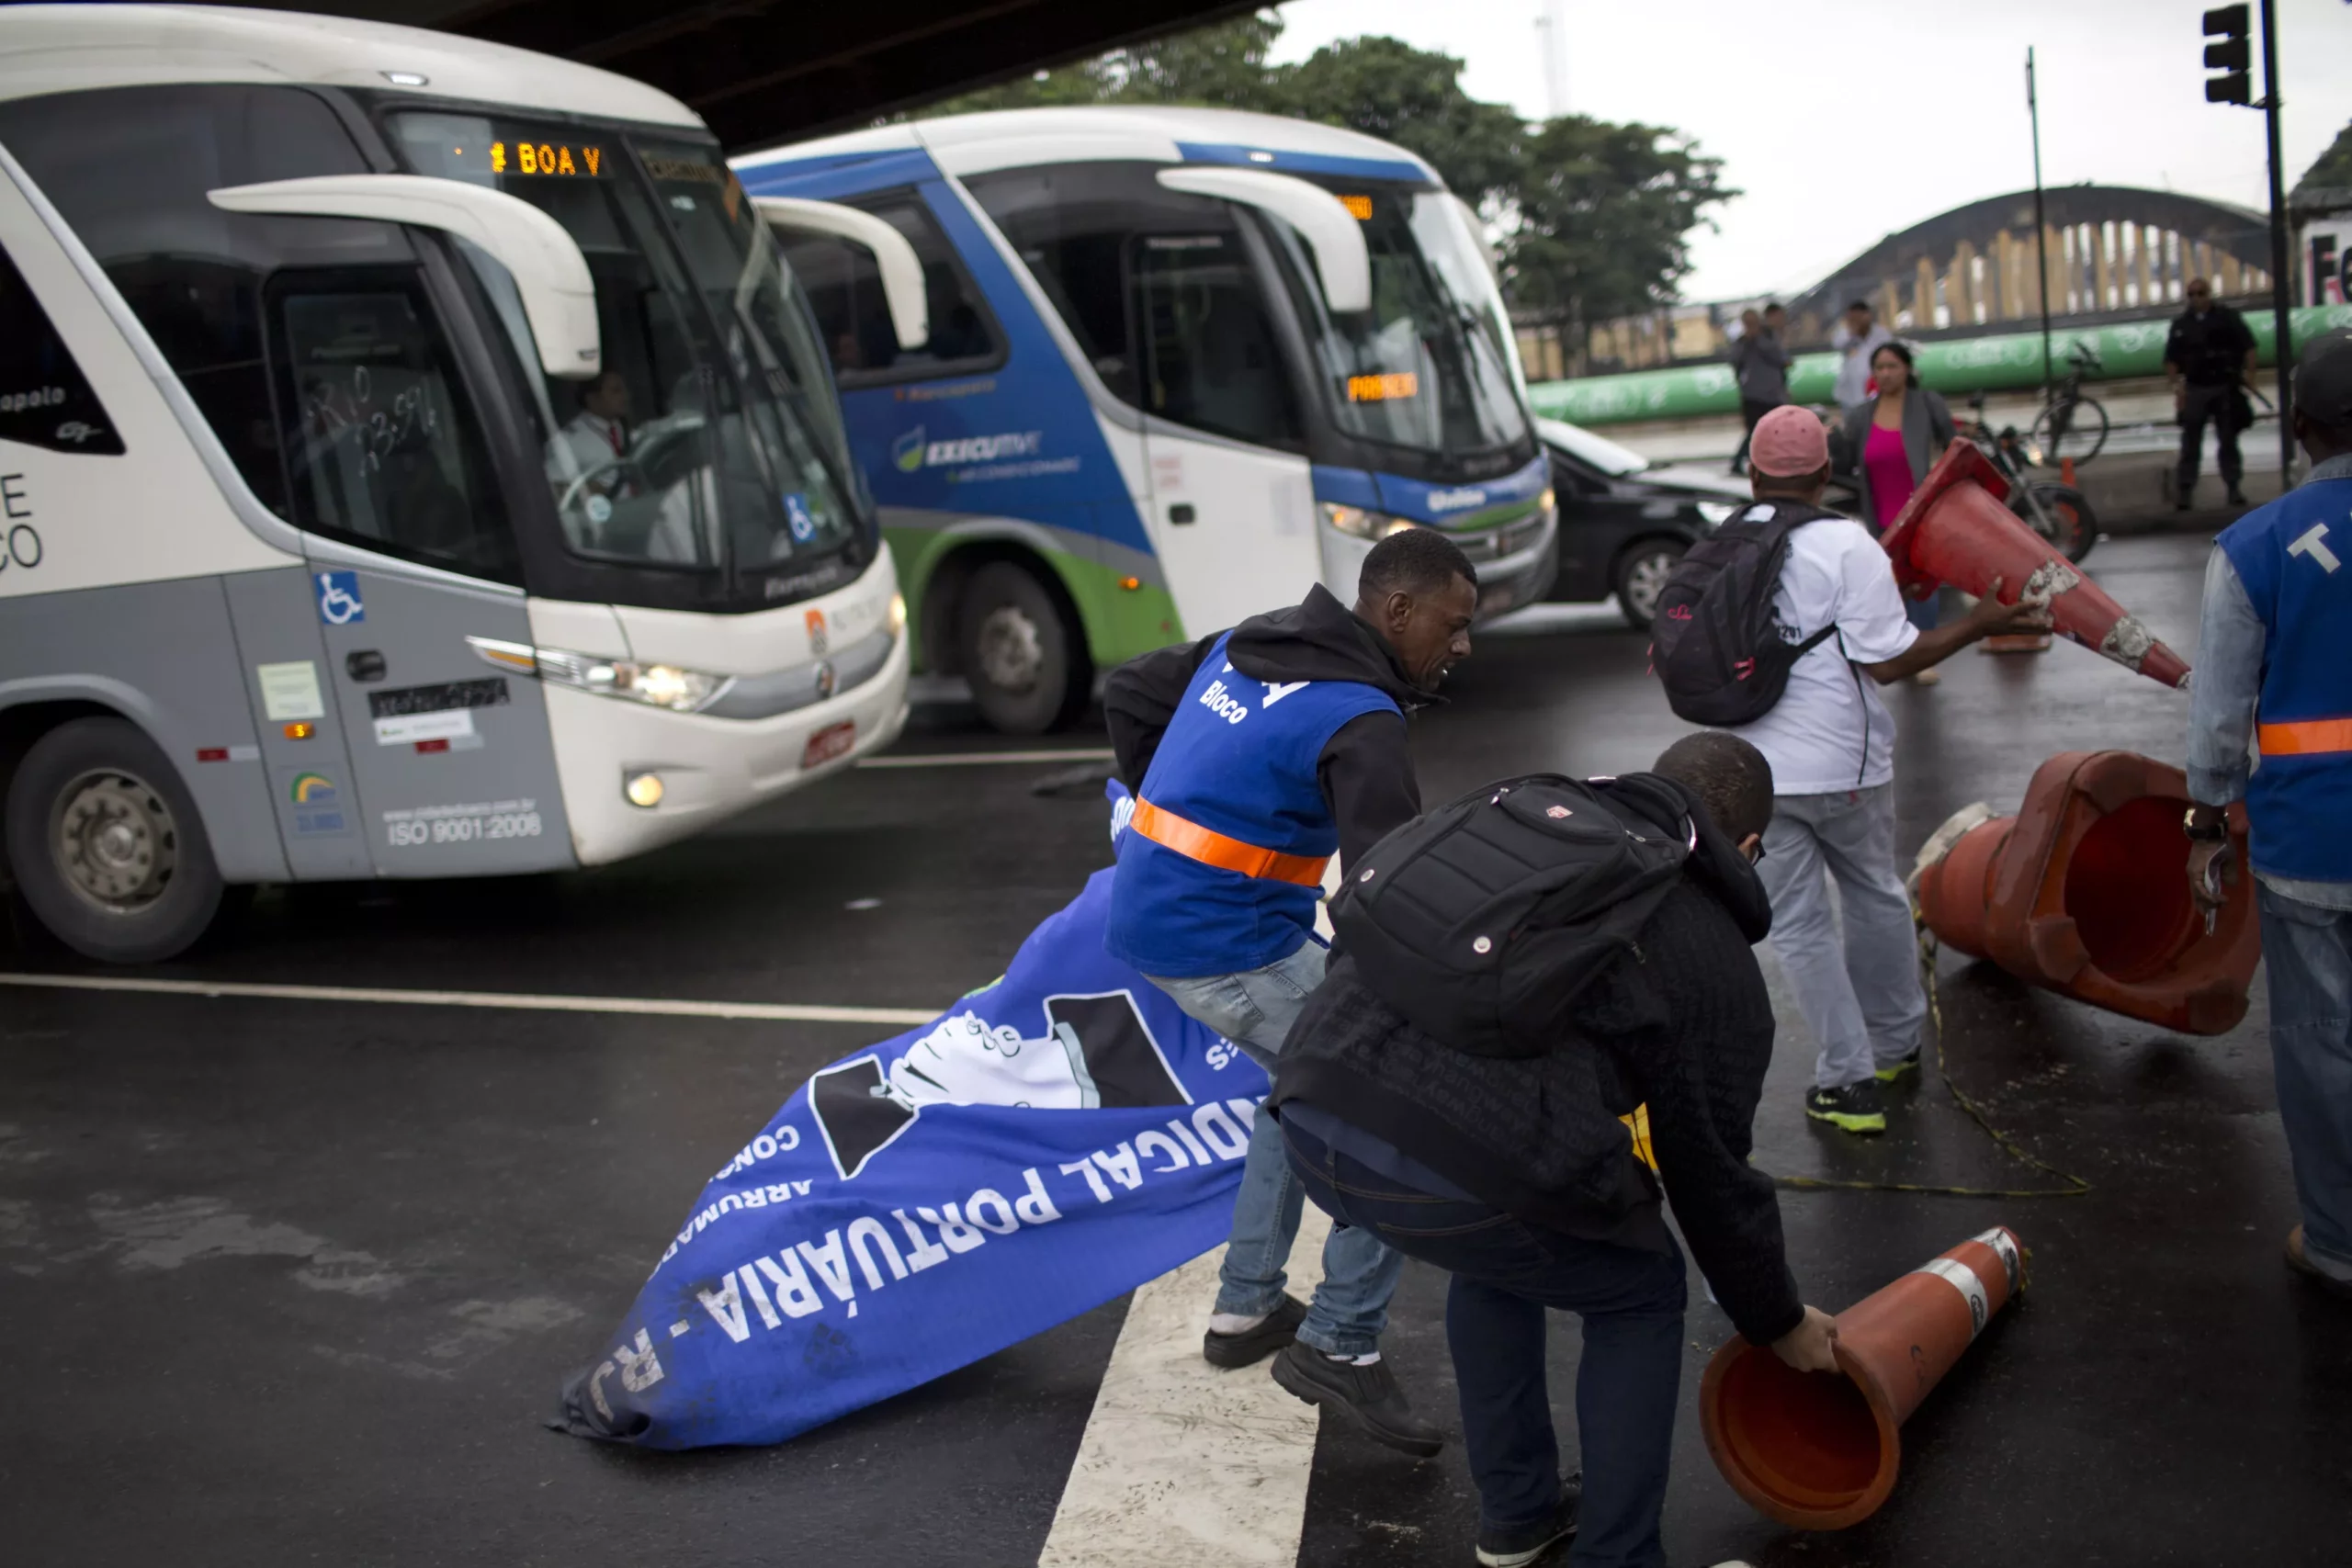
[
  {"x1": 1147, "y1": 942, "x2": 1403, "y2": 1356},
  {"x1": 1283, "y1": 1121, "x2": 1687, "y2": 1568},
  {"x1": 2261, "y1": 884, "x2": 2352, "y2": 1276},
  {"x1": 1757, "y1": 784, "x2": 1928, "y2": 1089}
]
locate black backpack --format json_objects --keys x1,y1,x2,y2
[
  {"x1": 1650, "y1": 501, "x2": 1840, "y2": 725},
  {"x1": 1328, "y1": 773, "x2": 1692, "y2": 1059}
]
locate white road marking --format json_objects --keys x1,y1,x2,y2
[
  {"x1": 0, "y1": 972, "x2": 936, "y2": 1026},
  {"x1": 857, "y1": 749, "x2": 1113, "y2": 769},
  {"x1": 1039, "y1": 1206, "x2": 1331, "y2": 1568}
]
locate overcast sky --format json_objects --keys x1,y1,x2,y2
[{"x1": 1269, "y1": 0, "x2": 2352, "y2": 301}]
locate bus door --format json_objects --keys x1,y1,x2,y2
[
  {"x1": 1128, "y1": 230, "x2": 1320, "y2": 636},
  {"x1": 263, "y1": 266, "x2": 576, "y2": 877}
]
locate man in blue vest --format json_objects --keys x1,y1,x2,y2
[
  {"x1": 1103, "y1": 528, "x2": 1477, "y2": 1454},
  {"x1": 2187, "y1": 327, "x2": 2352, "y2": 1302}
]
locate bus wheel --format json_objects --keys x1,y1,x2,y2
[
  {"x1": 958, "y1": 561, "x2": 1085, "y2": 734},
  {"x1": 5, "y1": 716, "x2": 229, "y2": 964}
]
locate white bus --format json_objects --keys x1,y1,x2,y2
[
  {"x1": 0, "y1": 5, "x2": 918, "y2": 962},
  {"x1": 734, "y1": 108, "x2": 1556, "y2": 733}
]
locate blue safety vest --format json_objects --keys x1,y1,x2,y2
[
  {"x1": 2219, "y1": 476, "x2": 2352, "y2": 883},
  {"x1": 1104, "y1": 634, "x2": 1400, "y2": 978}
]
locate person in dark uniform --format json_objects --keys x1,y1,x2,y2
[{"x1": 2165, "y1": 276, "x2": 2260, "y2": 510}]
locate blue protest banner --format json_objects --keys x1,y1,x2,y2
[{"x1": 560, "y1": 845, "x2": 1261, "y2": 1450}]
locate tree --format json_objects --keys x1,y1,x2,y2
[
  {"x1": 918, "y1": 15, "x2": 1285, "y2": 118},
  {"x1": 914, "y1": 12, "x2": 1736, "y2": 375},
  {"x1": 2293, "y1": 119, "x2": 2352, "y2": 202},
  {"x1": 1504, "y1": 116, "x2": 1736, "y2": 367},
  {"x1": 1276, "y1": 37, "x2": 1524, "y2": 210}
]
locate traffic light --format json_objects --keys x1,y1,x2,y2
[{"x1": 2204, "y1": 4, "x2": 2252, "y2": 106}]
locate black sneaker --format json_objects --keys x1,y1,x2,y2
[
  {"x1": 2175, "y1": 493, "x2": 2196, "y2": 512},
  {"x1": 1475, "y1": 1473, "x2": 1581, "y2": 1566},
  {"x1": 2227, "y1": 487, "x2": 2248, "y2": 506},
  {"x1": 1804, "y1": 1080, "x2": 1887, "y2": 1134},
  {"x1": 1203, "y1": 1293, "x2": 1306, "y2": 1369},
  {"x1": 1270, "y1": 1341, "x2": 1445, "y2": 1457}
]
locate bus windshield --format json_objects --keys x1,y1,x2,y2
[
  {"x1": 1269, "y1": 185, "x2": 1532, "y2": 459},
  {"x1": 392, "y1": 115, "x2": 865, "y2": 590}
]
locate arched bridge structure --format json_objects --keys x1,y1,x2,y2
[
  {"x1": 1780, "y1": 184, "x2": 2276, "y2": 344},
  {"x1": 1544, "y1": 184, "x2": 2282, "y2": 378}
]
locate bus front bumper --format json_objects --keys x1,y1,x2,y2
[
  {"x1": 1471, "y1": 513, "x2": 1559, "y2": 620},
  {"x1": 548, "y1": 626, "x2": 911, "y2": 868}
]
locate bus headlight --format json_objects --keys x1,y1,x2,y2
[
  {"x1": 1320, "y1": 502, "x2": 1418, "y2": 540},
  {"x1": 469, "y1": 637, "x2": 731, "y2": 713},
  {"x1": 1695, "y1": 502, "x2": 1737, "y2": 525},
  {"x1": 888, "y1": 592, "x2": 908, "y2": 637}
]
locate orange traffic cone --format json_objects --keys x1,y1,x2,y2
[
  {"x1": 1913, "y1": 750, "x2": 2261, "y2": 1034},
  {"x1": 1701, "y1": 1227, "x2": 2024, "y2": 1530},
  {"x1": 1879, "y1": 444, "x2": 2188, "y2": 688}
]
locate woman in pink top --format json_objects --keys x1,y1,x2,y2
[{"x1": 1837, "y1": 341, "x2": 1959, "y2": 648}]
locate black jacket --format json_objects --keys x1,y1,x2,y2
[
  {"x1": 1102, "y1": 584, "x2": 1430, "y2": 872},
  {"x1": 1271, "y1": 779, "x2": 1804, "y2": 1347},
  {"x1": 2165, "y1": 302, "x2": 2256, "y2": 387}
]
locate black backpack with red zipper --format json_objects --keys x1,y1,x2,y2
[{"x1": 1648, "y1": 500, "x2": 1841, "y2": 726}]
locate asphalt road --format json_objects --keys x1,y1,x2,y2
[{"x1": 5, "y1": 532, "x2": 2346, "y2": 1567}]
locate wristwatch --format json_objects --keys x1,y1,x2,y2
[{"x1": 2184, "y1": 806, "x2": 2228, "y2": 843}]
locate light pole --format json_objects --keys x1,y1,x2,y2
[
  {"x1": 2027, "y1": 48, "x2": 2053, "y2": 398},
  {"x1": 1535, "y1": 0, "x2": 1568, "y2": 119},
  {"x1": 2257, "y1": 0, "x2": 2294, "y2": 477},
  {"x1": 2205, "y1": 2, "x2": 2298, "y2": 479}
]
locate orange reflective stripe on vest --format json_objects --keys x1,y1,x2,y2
[
  {"x1": 1130, "y1": 798, "x2": 1330, "y2": 887},
  {"x1": 2258, "y1": 717, "x2": 2352, "y2": 756}
]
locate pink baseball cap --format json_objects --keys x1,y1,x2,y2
[{"x1": 1748, "y1": 405, "x2": 1830, "y2": 478}]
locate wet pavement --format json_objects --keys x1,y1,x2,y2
[{"x1": 5, "y1": 531, "x2": 2346, "y2": 1566}]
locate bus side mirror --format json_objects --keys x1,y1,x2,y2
[
  {"x1": 1154, "y1": 167, "x2": 1373, "y2": 315},
  {"x1": 207, "y1": 175, "x2": 602, "y2": 378},
  {"x1": 754, "y1": 197, "x2": 931, "y2": 353}
]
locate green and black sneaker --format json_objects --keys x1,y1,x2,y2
[
  {"x1": 1875, "y1": 1050, "x2": 1923, "y2": 1084},
  {"x1": 1804, "y1": 1081, "x2": 1887, "y2": 1134}
]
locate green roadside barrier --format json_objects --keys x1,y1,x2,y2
[{"x1": 1528, "y1": 304, "x2": 2352, "y2": 426}]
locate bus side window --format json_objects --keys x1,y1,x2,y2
[
  {"x1": 267, "y1": 271, "x2": 523, "y2": 585},
  {"x1": 0, "y1": 84, "x2": 407, "y2": 521},
  {"x1": 775, "y1": 195, "x2": 1001, "y2": 387},
  {"x1": 0, "y1": 244, "x2": 124, "y2": 456},
  {"x1": 1131, "y1": 234, "x2": 1305, "y2": 453}
]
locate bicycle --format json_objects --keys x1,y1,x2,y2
[
  {"x1": 1963, "y1": 391, "x2": 2097, "y2": 564},
  {"x1": 2026, "y1": 341, "x2": 2110, "y2": 466}
]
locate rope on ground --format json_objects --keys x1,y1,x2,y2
[{"x1": 1769, "y1": 913, "x2": 2092, "y2": 1201}]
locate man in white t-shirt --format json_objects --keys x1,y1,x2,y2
[{"x1": 1726, "y1": 406, "x2": 2051, "y2": 1134}]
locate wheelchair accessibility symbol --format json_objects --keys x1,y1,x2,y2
[{"x1": 314, "y1": 570, "x2": 365, "y2": 626}]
